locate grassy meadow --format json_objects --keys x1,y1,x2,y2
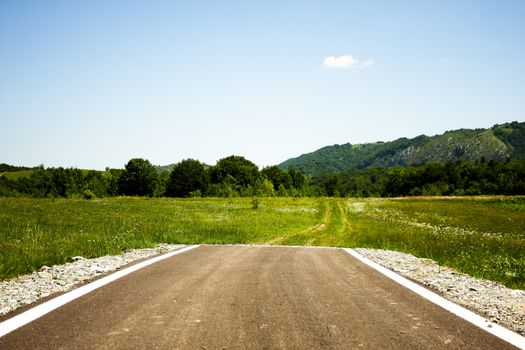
[
  {"x1": 0, "y1": 196, "x2": 524, "y2": 289},
  {"x1": 0, "y1": 170, "x2": 35, "y2": 180}
]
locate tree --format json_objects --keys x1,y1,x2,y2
[
  {"x1": 166, "y1": 159, "x2": 208, "y2": 197},
  {"x1": 118, "y1": 158, "x2": 158, "y2": 197},
  {"x1": 258, "y1": 179, "x2": 276, "y2": 197},
  {"x1": 288, "y1": 167, "x2": 305, "y2": 190},
  {"x1": 261, "y1": 166, "x2": 292, "y2": 190},
  {"x1": 105, "y1": 168, "x2": 124, "y2": 196},
  {"x1": 211, "y1": 156, "x2": 260, "y2": 188},
  {"x1": 324, "y1": 174, "x2": 343, "y2": 197},
  {"x1": 0, "y1": 176, "x2": 16, "y2": 196}
]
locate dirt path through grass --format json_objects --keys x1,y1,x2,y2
[
  {"x1": 337, "y1": 200, "x2": 352, "y2": 234},
  {"x1": 1, "y1": 196, "x2": 524, "y2": 289}
]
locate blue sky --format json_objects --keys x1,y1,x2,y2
[{"x1": 1, "y1": 0, "x2": 524, "y2": 169}]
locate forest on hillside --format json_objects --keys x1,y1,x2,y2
[
  {"x1": 311, "y1": 159, "x2": 525, "y2": 197},
  {"x1": 1, "y1": 156, "x2": 525, "y2": 198},
  {"x1": 280, "y1": 121, "x2": 525, "y2": 175}
]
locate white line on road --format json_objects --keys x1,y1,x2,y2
[
  {"x1": 342, "y1": 248, "x2": 525, "y2": 350},
  {"x1": 0, "y1": 245, "x2": 201, "y2": 338}
]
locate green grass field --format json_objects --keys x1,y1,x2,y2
[
  {"x1": 0, "y1": 169, "x2": 114, "y2": 180},
  {"x1": 0, "y1": 196, "x2": 524, "y2": 289},
  {"x1": 0, "y1": 170, "x2": 35, "y2": 180}
]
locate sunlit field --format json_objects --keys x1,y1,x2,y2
[{"x1": 0, "y1": 196, "x2": 523, "y2": 289}]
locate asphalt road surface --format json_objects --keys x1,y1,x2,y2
[{"x1": 0, "y1": 246, "x2": 517, "y2": 349}]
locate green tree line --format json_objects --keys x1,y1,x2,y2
[
  {"x1": 312, "y1": 159, "x2": 525, "y2": 197},
  {"x1": 0, "y1": 156, "x2": 319, "y2": 198},
  {"x1": 1, "y1": 157, "x2": 524, "y2": 198}
]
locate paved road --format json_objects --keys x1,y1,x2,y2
[{"x1": 0, "y1": 246, "x2": 516, "y2": 349}]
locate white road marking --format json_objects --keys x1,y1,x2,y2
[
  {"x1": 342, "y1": 248, "x2": 525, "y2": 350},
  {"x1": 0, "y1": 245, "x2": 200, "y2": 338}
]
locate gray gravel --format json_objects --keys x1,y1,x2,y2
[
  {"x1": 0, "y1": 244, "x2": 185, "y2": 316},
  {"x1": 1, "y1": 245, "x2": 524, "y2": 337},
  {"x1": 355, "y1": 248, "x2": 525, "y2": 336}
]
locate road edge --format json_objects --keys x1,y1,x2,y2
[
  {"x1": 342, "y1": 248, "x2": 525, "y2": 349},
  {"x1": 0, "y1": 245, "x2": 201, "y2": 338}
]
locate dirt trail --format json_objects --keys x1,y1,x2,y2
[{"x1": 336, "y1": 200, "x2": 352, "y2": 234}]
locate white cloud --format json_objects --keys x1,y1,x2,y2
[
  {"x1": 323, "y1": 55, "x2": 359, "y2": 68},
  {"x1": 323, "y1": 54, "x2": 373, "y2": 69}
]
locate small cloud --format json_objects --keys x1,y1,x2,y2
[
  {"x1": 324, "y1": 55, "x2": 359, "y2": 68},
  {"x1": 323, "y1": 54, "x2": 373, "y2": 69}
]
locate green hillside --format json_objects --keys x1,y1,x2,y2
[
  {"x1": 0, "y1": 167, "x2": 113, "y2": 181},
  {"x1": 155, "y1": 162, "x2": 211, "y2": 174},
  {"x1": 279, "y1": 121, "x2": 525, "y2": 175},
  {"x1": 155, "y1": 164, "x2": 176, "y2": 173},
  {"x1": 0, "y1": 164, "x2": 38, "y2": 180},
  {"x1": 0, "y1": 170, "x2": 36, "y2": 180}
]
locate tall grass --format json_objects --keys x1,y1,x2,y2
[
  {"x1": 0, "y1": 197, "x2": 318, "y2": 280},
  {"x1": 0, "y1": 196, "x2": 523, "y2": 289},
  {"x1": 342, "y1": 197, "x2": 525, "y2": 289}
]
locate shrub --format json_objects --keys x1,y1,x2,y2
[{"x1": 83, "y1": 189, "x2": 96, "y2": 200}]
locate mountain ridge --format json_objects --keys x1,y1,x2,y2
[{"x1": 278, "y1": 121, "x2": 525, "y2": 176}]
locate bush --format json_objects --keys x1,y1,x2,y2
[{"x1": 83, "y1": 189, "x2": 96, "y2": 200}]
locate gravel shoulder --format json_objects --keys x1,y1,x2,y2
[
  {"x1": 355, "y1": 248, "x2": 525, "y2": 336},
  {"x1": 0, "y1": 244, "x2": 186, "y2": 317},
  {"x1": 1, "y1": 244, "x2": 524, "y2": 337}
]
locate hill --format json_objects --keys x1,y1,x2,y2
[
  {"x1": 155, "y1": 164, "x2": 176, "y2": 173},
  {"x1": 279, "y1": 121, "x2": 525, "y2": 175},
  {"x1": 0, "y1": 164, "x2": 39, "y2": 180},
  {"x1": 0, "y1": 166, "x2": 113, "y2": 181},
  {"x1": 155, "y1": 162, "x2": 212, "y2": 174}
]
